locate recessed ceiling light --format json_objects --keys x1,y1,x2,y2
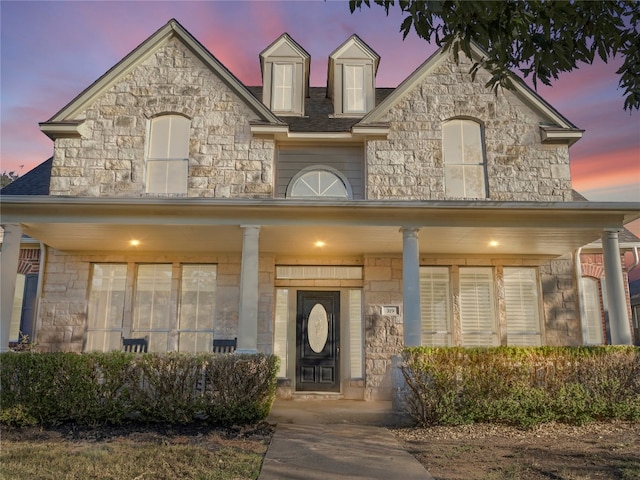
[
  {"x1": 489, "y1": 240, "x2": 499, "y2": 247},
  {"x1": 314, "y1": 241, "x2": 326, "y2": 248},
  {"x1": 129, "y1": 239, "x2": 141, "y2": 247}
]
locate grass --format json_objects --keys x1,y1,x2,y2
[{"x1": 0, "y1": 427, "x2": 270, "y2": 480}]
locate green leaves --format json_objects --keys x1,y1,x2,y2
[
  {"x1": 350, "y1": 0, "x2": 640, "y2": 111},
  {"x1": 400, "y1": 346, "x2": 640, "y2": 428},
  {"x1": 0, "y1": 352, "x2": 279, "y2": 427}
]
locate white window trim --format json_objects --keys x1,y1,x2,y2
[{"x1": 286, "y1": 165, "x2": 353, "y2": 199}]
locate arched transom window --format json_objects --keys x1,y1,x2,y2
[{"x1": 287, "y1": 167, "x2": 351, "y2": 199}]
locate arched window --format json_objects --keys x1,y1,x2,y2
[
  {"x1": 580, "y1": 277, "x2": 604, "y2": 345},
  {"x1": 442, "y1": 119, "x2": 487, "y2": 198},
  {"x1": 146, "y1": 114, "x2": 190, "y2": 194},
  {"x1": 287, "y1": 166, "x2": 351, "y2": 199}
]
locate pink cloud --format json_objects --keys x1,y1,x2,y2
[{"x1": 572, "y1": 147, "x2": 640, "y2": 198}]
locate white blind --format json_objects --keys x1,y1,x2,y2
[
  {"x1": 133, "y1": 264, "x2": 172, "y2": 352},
  {"x1": 274, "y1": 289, "x2": 289, "y2": 377},
  {"x1": 349, "y1": 290, "x2": 363, "y2": 378},
  {"x1": 443, "y1": 119, "x2": 486, "y2": 198},
  {"x1": 420, "y1": 267, "x2": 452, "y2": 346},
  {"x1": 580, "y1": 277, "x2": 604, "y2": 345},
  {"x1": 504, "y1": 267, "x2": 541, "y2": 346},
  {"x1": 147, "y1": 115, "x2": 189, "y2": 194},
  {"x1": 459, "y1": 267, "x2": 498, "y2": 346},
  {"x1": 178, "y1": 265, "x2": 217, "y2": 353},
  {"x1": 86, "y1": 264, "x2": 127, "y2": 352}
]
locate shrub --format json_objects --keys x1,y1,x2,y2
[
  {"x1": 400, "y1": 346, "x2": 640, "y2": 428},
  {"x1": 0, "y1": 352, "x2": 278, "y2": 427}
]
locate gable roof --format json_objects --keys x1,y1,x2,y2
[
  {"x1": 357, "y1": 41, "x2": 583, "y2": 144},
  {"x1": 0, "y1": 158, "x2": 52, "y2": 196},
  {"x1": 40, "y1": 19, "x2": 284, "y2": 139},
  {"x1": 259, "y1": 33, "x2": 311, "y2": 97}
]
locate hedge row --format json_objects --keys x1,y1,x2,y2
[
  {"x1": 400, "y1": 346, "x2": 640, "y2": 428},
  {"x1": 0, "y1": 352, "x2": 279, "y2": 427}
]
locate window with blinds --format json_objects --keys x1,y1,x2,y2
[
  {"x1": 146, "y1": 115, "x2": 189, "y2": 194},
  {"x1": 86, "y1": 264, "x2": 127, "y2": 352},
  {"x1": 459, "y1": 267, "x2": 498, "y2": 346},
  {"x1": 349, "y1": 289, "x2": 363, "y2": 378},
  {"x1": 178, "y1": 265, "x2": 217, "y2": 353},
  {"x1": 273, "y1": 289, "x2": 289, "y2": 378},
  {"x1": 580, "y1": 277, "x2": 604, "y2": 345},
  {"x1": 443, "y1": 119, "x2": 487, "y2": 199},
  {"x1": 133, "y1": 264, "x2": 172, "y2": 352},
  {"x1": 420, "y1": 267, "x2": 452, "y2": 346},
  {"x1": 504, "y1": 267, "x2": 542, "y2": 346}
]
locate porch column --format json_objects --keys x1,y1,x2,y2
[
  {"x1": 1, "y1": 224, "x2": 22, "y2": 352},
  {"x1": 237, "y1": 225, "x2": 260, "y2": 354},
  {"x1": 401, "y1": 227, "x2": 421, "y2": 346},
  {"x1": 602, "y1": 229, "x2": 632, "y2": 345}
]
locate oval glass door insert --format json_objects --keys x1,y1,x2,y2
[{"x1": 308, "y1": 303, "x2": 329, "y2": 353}]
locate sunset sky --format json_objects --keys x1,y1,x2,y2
[{"x1": 2, "y1": 1, "x2": 639, "y2": 213}]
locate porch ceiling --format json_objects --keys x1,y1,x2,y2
[{"x1": 3, "y1": 196, "x2": 638, "y2": 257}]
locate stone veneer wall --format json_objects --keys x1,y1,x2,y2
[
  {"x1": 366, "y1": 54, "x2": 573, "y2": 201},
  {"x1": 540, "y1": 253, "x2": 581, "y2": 345},
  {"x1": 362, "y1": 255, "x2": 404, "y2": 401},
  {"x1": 49, "y1": 37, "x2": 274, "y2": 198},
  {"x1": 35, "y1": 250, "x2": 273, "y2": 353}
]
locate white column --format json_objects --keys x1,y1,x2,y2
[
  {"x1": 1, "y1": 224, "x2": 23, "y2": 352},
  {"x1": 237, "y1": 225, "x2": 260, "y2": 354},
  {"x1": 602, "y1": 229, "x2": 632, "y2": 345},
  {"x1": 401, "y1": 227, "x2": 421, "y2": 346}
]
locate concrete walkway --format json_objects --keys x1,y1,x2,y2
[{"x1": 258, "y1": 399, "x2": 434, "y2": 480}]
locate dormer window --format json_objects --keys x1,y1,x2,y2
[
  {"x1": 344, "y1": 65, "x2": 365, "y2": 113},
  {"x1": 328, "y1": 35, "x2": 379, "y2": 117},
  {"x1": 260, "y1": 34, "x2": 310, "y2": 116},
  {"x1": 272, "y1": 63, "x2": 294, "y2": 112}
]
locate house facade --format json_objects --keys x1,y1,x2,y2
[{"x1": 1, "y1": 20, "x2": 638, "y2": 400}]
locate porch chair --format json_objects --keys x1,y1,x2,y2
[
  {"x1": 212, "y1": 337, "x2": 237, "y2": 354},
  {"x1": 123, "y1": 337, "x2": 148, "y2": 353}
]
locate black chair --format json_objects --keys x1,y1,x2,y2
[
  {"x1": 212, "y1": 337, "x2": 237, "y2": 353},
  {"x1": 123, "y1": 337, "x2": 148, "y2": 353}
]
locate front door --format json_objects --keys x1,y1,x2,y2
[{"x1": 296, "y1": 291, "x2": 340, "y2": 392}]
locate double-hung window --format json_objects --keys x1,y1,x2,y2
[
  {"x1": 443, "y1": 119, "x2": 487, "y2": 198},
  {"x1": 272, "y1": 63, "x2": 294, "y2": 112},
  {"x1": 459, "y1": 267, "x2": 498, "y2": 346},
  {"x1": 420, "y1": 267, "x2": 452, "y2": 346},
  {"x1": 146, "y1": 115, "x2": 190, "y2": 194},
  {"x1": 86, "y1": 264, "x2": 127, "y2": 352},
  {"x1": 133, "y1": 264, "x2": 173, "y2": 352},
  {"x1": 178, "y1": 265, "x2": 217, "y2": 352},
  {"x1": 343, "y1": 65, "x2": 365, "y2": 113},
  {"x1": 504, "y1": 267, "x2": 542, "y2": 346},
  {"x1": 580, "y1": 277, "x2": 604, "y2": 344}
]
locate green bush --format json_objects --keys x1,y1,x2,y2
[
  {"x1": 0, "y1": 352, "x2": 278, "y2": 427},
  {"x1": 400, "y1": 346, "x2": 640, "y2": 428}
]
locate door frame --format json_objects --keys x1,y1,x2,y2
[{"x1": 295, "y1": 290, "x2": 340, "y2": 392}]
